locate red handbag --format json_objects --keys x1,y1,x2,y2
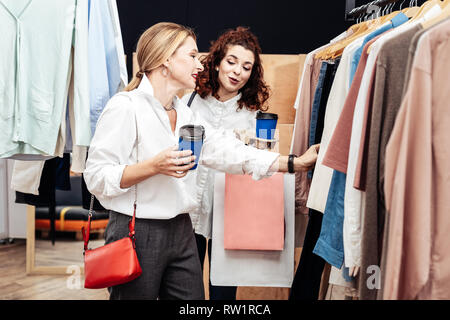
[
  {"x1": 82, "y1": 112, "x2": 142, "y2": 289},
  {"x1": 82, "y1": 200, "x2": 142, "y2": 289}
]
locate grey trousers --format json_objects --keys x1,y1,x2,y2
[{"x1": 105, "y1": 211, "x2": 205, "y2": 300}]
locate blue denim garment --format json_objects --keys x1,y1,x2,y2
[
  {"x1": 313, "y1": 170, "x2": 346, "y2": 268},
  {"x1": 308, "y1": 62, "x2": 328, "y2": 148},
  {"x1": 349, "y1": 12, "x2": 409, "y2": 85},
  {"x1": 307, "y1": 62, "x2": 328, "y2": 179}
]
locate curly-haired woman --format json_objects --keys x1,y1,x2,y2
[{"x1": 182, "y1": 26, "x2": 274, "y2": 300}]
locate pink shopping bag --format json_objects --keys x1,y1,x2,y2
[{"x1": 223, "y1": 173, "x2": 284, "y2": 251}]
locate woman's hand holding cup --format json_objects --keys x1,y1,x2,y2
[{"x1": 150, "y1": 146, "x2": 196, "y2": 178}]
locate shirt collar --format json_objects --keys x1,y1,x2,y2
[
  {"x1": 137, "y1": 74, "x2": 181, "y2": 109},
  {"x1": 206, "y1": 93, "x2": 242, "y2": 108},
  {"x1": 137, "y1": 74, "x2": 155, "y2": 96}
]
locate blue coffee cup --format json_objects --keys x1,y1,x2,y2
[
  {"x1": 178, "y1": 125, "x2": 205, "y2": 170},
  {"x1": 256, "y1": 111, "x2": 278, "y2": 140}
]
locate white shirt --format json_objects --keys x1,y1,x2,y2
[
  {"x1": 84, "y1": 75, "x2": 279, "y2": 219},
  {"x1": 181, "y1": 92, "x2": 257, "y2": 238}
]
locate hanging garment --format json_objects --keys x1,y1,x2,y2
[
  {"x1": 0, "y1": 0, "x2": 90, "y2": 158},
  {"x1": 383, "y1": 18, "x2": 450, "y2": 300},
  {"x1": 291, "y1": 55, "x2": 325, "y2": 216},
  {"x1": 307, "y1": 62, "x2": 328, "y2": 179},
  {"x1": 289, "y1": 58, "x2": 340, "y2": 299},
  {"x1": 378, "y1": 23, "x2": 446, "y2": 301},
  {"x1": 289, "y1": 209, "x2": 325, "y2": 300},
  {"x1": 107, "y1": 0, "x2": 128, "y2": 91},
  {"x1": 290, "y1": 30, "x2": 350, "y2": 221},
  {"x1": 10, "y1": 160, "x2": 45, "y2": 195},
  {"x1": 14, "y1": 154, "x2": 71, "y2": 206},
  {"x1": 342, "y1": 28, "x2": 393, "y2": 271},
  {"x1": 327, "y1": 265, "x2": 358, "y2": 299},
  {"x1": 349, "y1": 12, "x2": 409, "y2": 84},
  {"x1": 322, "y1": 33, "x2": 387, "y2": 174},
  {"x1": 306, "y1": 36, "x2": 363, "y2": 213},
  {"x1": 88, "y1": 0, "x2": 126, "y2": 137},
  {"x1": 291, "y1": 57, "x2": 323, "y2": 248},
  {"x1": 15, "y1": 154, "x2": 71, "y2": 244},
  {"x1": 355, "y1": 5, "x2": 443, "y2": 192},
  {"x1": 358, "y1": 21, "x2": 442, "y2": 301},
  {"x1": 315, "y1": 34, "x2": 386, "y2": 271}
]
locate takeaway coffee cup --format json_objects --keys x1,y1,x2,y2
[
  {"x1": 178, "y1": 124, "x2": 205, "y2": 170},
  {"x1": 256, "y1": 111, "x2": 278, "y2": 140}
]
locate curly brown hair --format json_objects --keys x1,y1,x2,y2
[{"x1": 196, "y1": 27, "x2": 270, "y2": 112}]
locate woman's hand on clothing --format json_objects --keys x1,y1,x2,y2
[
  {"x1": 269, "y1": 144, "x2": 320, "y2": 173},
  {"x1": 297, "y1": 144, "x2": 320, "y2": 170}
]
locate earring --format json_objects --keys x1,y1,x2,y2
[
  {"x1": 162, "y1": 67, "x2": 168, "y2": 77},
  {"x1": 215, "y1": 67, "x2": 219, "y2": 72}
]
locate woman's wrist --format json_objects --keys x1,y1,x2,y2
[
  {"x1": 143, "y1": 157, "x2": 158, "y2": 178},
  {"x1": 293, "y1": 157, "x2": 309, "y2": 172},
  {"x1": 120, "y1": 158, "x2": 158, "y2": 189}
]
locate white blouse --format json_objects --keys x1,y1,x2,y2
[
  {"x1": 181, "y1": 92, "x2": 257, "y2": 238},
  {"x1": 84, "y1": 75, "x2": 279, "y2": 220}
]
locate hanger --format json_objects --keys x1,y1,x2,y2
[
  {"x1": 317, "y1": 0, "x2": 393, "y2": 60},
  {"x1": 410, "y1": 0, "x2": 445, "y2": 22},
  {"x1": 315, "y1": 4, "x2": 374, "y2": 60},
  {"x1": 365, "y1": 1, "x2": 408, "y2": 53},
  {"x1": 328, "y1": 0, "x2": 409, "y2": 58},
  {"x1": 323, "y1": 18, "x2": 385, "y2": 59},
  {"x1": 403, "y1": 0, "x2": 421, "y2": 17},
  {"x1": 398, "y1": 0, "x2": 407, "y2": 10},
  {"x1": 421, "y1": 0, "x2": 450, "y2": 28}
]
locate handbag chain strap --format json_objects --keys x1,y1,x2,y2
[{"x1": 83, "y1": 111, "x2": 139, "y2": 252}]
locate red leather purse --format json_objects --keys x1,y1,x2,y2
[
  {"x1": 82, "y1": 200, "x2": 142, "y2": 289},
  {"x1": 82, "y1": 112, "x2": 142, "y2": 289}
]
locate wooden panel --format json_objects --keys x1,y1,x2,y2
[
  {"x1": 237, "y1": 286, "x2": 290, "y2": 300},
  {"x1": 277, "y1": 124, "x2": 294, "y2": 156},
  {"x1": 26, "y1": 206, "x2": 35, "y2": 274},
  {"x1": 260, "y1": 54, "x2": 306, "y2": 124},
  {"x1": 132, "y1": 53, "x2": 307, "y2": 117}
]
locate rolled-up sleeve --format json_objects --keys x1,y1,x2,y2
[
  {"x1": 83, "y1": 95, "x2": 135, "y2": 200},
  {"x1": 199, "y1": 125, "x2": 279, "y2": 180}
]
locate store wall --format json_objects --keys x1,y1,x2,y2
[{"x1": 116, "y1": 0, "x2": 354, "y2": 79}]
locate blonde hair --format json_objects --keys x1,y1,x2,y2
[{"x1": 124, "y1": 22, "x2": 196, "y2": 92}]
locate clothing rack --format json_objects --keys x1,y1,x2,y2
[{"x1": 345, "y1": 0, "x2": 420, "y2": 21}]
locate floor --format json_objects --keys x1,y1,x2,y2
[
  {"x1": 0, "y1": 238, "x2": 302, "y2": 300},
  {"x1": 0, "y1": 239, "x2": 108, "y2": 300}
]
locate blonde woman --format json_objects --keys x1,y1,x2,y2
[{"x1": 84, "y1": 22, "x2": 319, "y2": 300}]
